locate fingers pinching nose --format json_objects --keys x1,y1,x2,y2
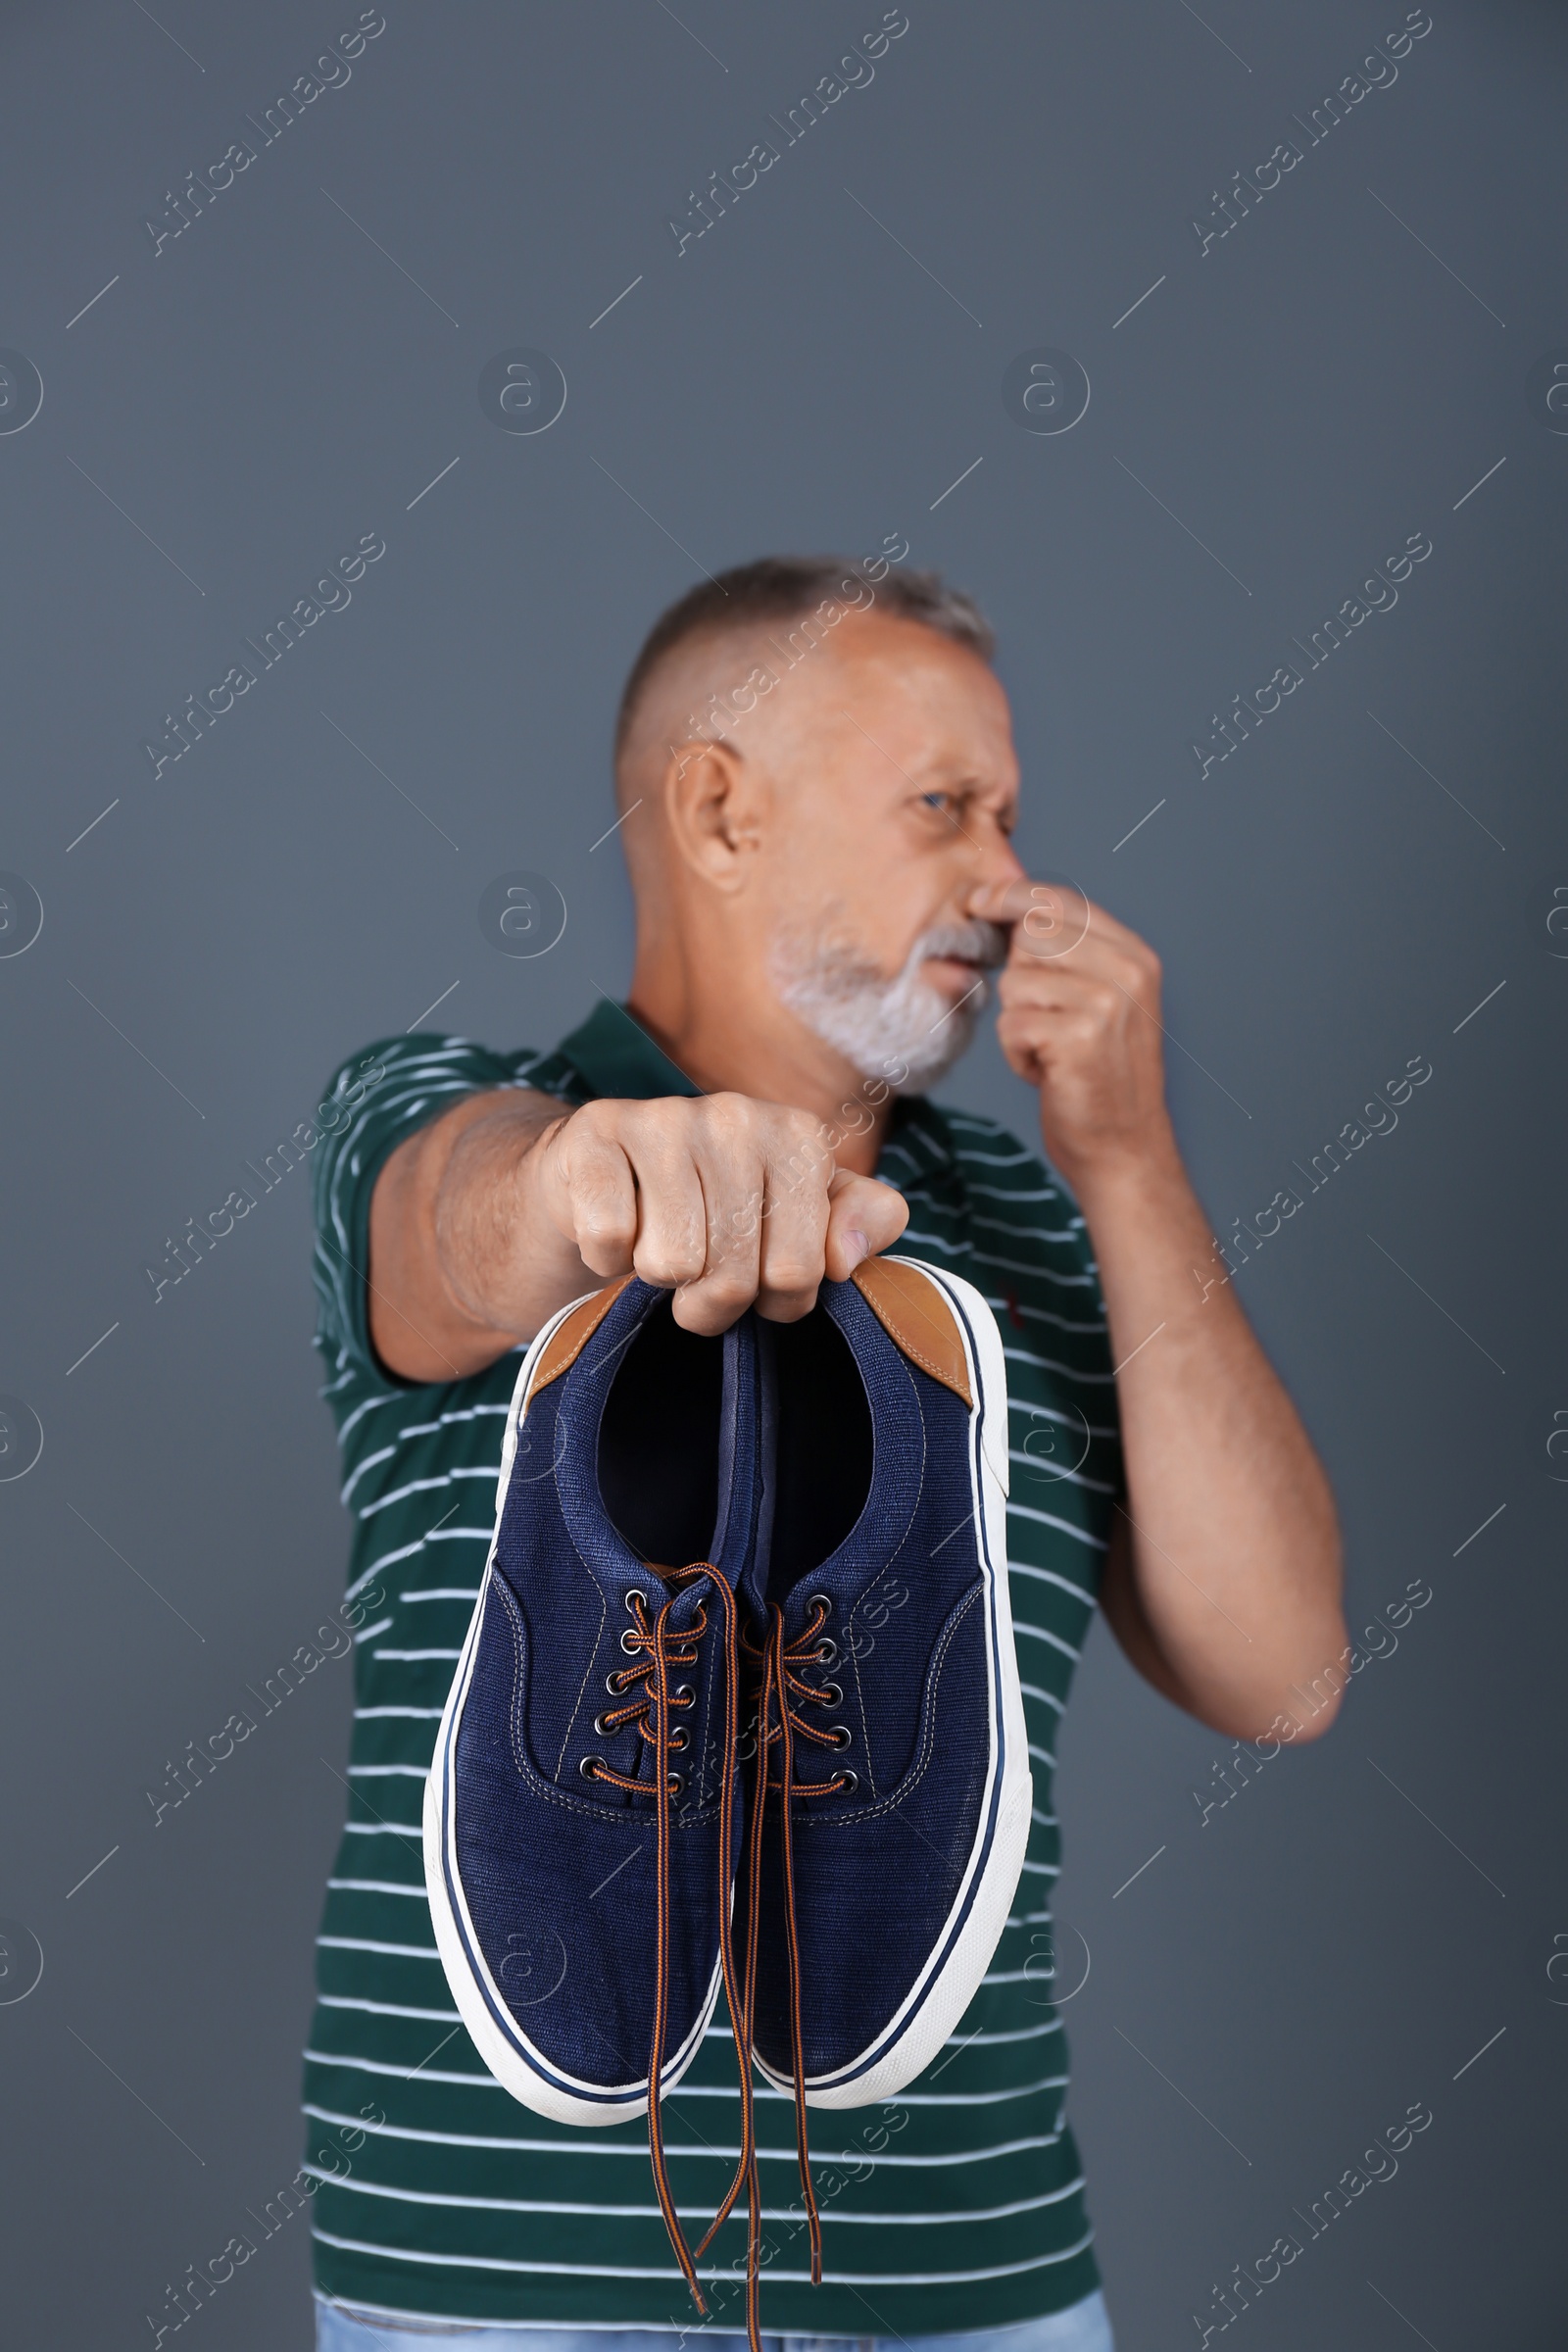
[
  {"x1": 964, "y1": 878, "x2": 1015, "y2": 921},
  {"x1": 960, "y1": 879, "x2": 1096, "y2": 970},
  {"x1": 967, "y1": 876, "x2": 1043, "y2": 930}
]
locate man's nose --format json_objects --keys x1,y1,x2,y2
[{"x1": 971, "y1": 829, "x2": 1027, "y2": 895}]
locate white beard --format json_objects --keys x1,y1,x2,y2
[{"x1": 770, "y1": 917, "x2": 1004, "y2": 1093}]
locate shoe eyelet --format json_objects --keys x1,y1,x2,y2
[
  {"x1": 619, "y1": 1627, "x2": 643, "y2": 1654},
  {"x1": 666, "y1": 1771, "x2": 685, "y2": 1797},
  {"x1": 808, "y1": 1592, "x2": 833, "y2": 1620},
  {"x1": 624, "y1": 1588, "x2": 648, "y2": 1614},
  {"x1": 593, "y1": 1712, "x2": 616, "y2": 1739},
  {"x1": 837, "y1": 1769, "x2": 859, "y2": 1795},
  {"x1": 828, "y1": 1725, "x2": 853, "y2": 1749},
  {"x1": 815, "y1": 1638, "x2": 838, "y2": 1666},
  {"x1": 579, "y1": 1755, "x2": 605, "y2": 1781},
  {"x1": 673, "y1": 1684, "x2": 695, "y2": 1705},
  {"x1": 817, "y1": 1683, "x2": 843, "y2": 1708},
  {"x1": 606, "y1": 1672, "x2": 624, "y2": 1694},
  {"x1": 667, "y1": 1727, "x2": 688, "y2": 1752}
]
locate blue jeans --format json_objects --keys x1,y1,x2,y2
[{"x1": 315, "y1": 2290, "x2": 1115, "y2": 2351}]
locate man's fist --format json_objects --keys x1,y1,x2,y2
[
  {"x1": 967, "y1": 880, "x2": 1176, "y2": 1190},
  {"x1": 532, "y1": 1094, "x2": 909, "y2": 1335}
]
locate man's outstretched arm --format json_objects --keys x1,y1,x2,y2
[
  {"x1": 974, "y1": 880, "x2": 1348, "y2": 1744},
  {"x1": 368, "y1": 1087, "x2": 909, "y2": 1383}
]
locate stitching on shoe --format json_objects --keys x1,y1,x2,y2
[
  {"x1": 844, "y1": 1601, "x2": 875, "y2": 1799},
  {"x1": 856, "y1": 1342, "x2": 928, "y2": 1796},
  {"x1": 841, "y1": 1337, "x2": 924, "y2": 1798},
  {"x1": 880, "y1": 1329, "x2": 949, "y2": 1385},
  {"x1": 856, "y1": 1260, "x2": 971, "y2": 1402},
  {"x1": 552, "y1": 1499, "x2": 610, "y2": 1784},
  {"x1": 792, "y1": 1581, "x2": 981, "y2": 1834},
  {"x1": 496, "y1": 1572, "x2": 531, "y2": 1782},
  {"x1": 490, "y1": 1446, "x2": 611, "y2": 1791},
  {"x1": 534, "y1": 1373, "x2": 616, "y2": 1784},
  {"x1": 523, "y1": 1272, "x2": 636, "y2": 1403},
  {"x1": 490, "y1": 1566, "x2": 718, "y2": 1826}
]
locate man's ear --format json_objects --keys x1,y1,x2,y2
[{"x1": 662, "y1": 737, "x2": 766, "y2": 891}]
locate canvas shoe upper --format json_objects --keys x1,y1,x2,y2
[
  {"x1": 733, "y1": 1256, "x2": 1030, "y2": 2144},
  {"x1": 424, "y1": 1275, "x2": 761, "y2": 2155}
]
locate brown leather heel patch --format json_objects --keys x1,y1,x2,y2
[
  {"x1": 524, "y1": 1275, "x2": 636, "y2": 1404},
  {"x1": 851, "y1": 1257, "x2": 972, "y2": 1407}
]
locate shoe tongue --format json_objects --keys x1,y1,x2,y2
[
  {"x1": 710, "y1": 1303, "x2": 791, "y2": 1605},
  {"x1": 737, "y1": 1311, "x2": 778, "y2": 1622}
]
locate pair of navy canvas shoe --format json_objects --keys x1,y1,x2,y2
[{"x1": 424, "y1": 1255, "x2": 1030, "y2": 2332}]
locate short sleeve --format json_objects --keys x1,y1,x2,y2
[{"x1": 309, "y1": 1032, "x2": 580, "y2": 1397}]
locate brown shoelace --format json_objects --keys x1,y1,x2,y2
[{"x1": 581, "y1": 1573, "x2": 852, "y2": 2352}]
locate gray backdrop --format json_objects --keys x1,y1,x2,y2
[{"x1": 1, "y1": 3, "x2": 1561, "y2": 2345}]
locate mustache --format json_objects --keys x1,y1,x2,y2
[{"x1": 914, "y1": 918, "x2": 1009, "y2": 971}]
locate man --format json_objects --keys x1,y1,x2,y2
[{"x1": 303, "y1": 558, "x2": 1345, "y2": 2349}]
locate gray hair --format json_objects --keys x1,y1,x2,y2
[{"x1": 614, "y1": 554, "x2": 995, "y2": 757}]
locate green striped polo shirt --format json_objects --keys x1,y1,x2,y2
[{"x1": 304, "y1": 999, "x2": 1122, "y2": 2337}]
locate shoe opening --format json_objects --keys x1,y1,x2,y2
[
  {"x1": 761, "y1": 1302, "x2": 873, "y2": 1597},
  {"x1": 598, "y1": 1295, "x2": 723, "y2": 1566}
]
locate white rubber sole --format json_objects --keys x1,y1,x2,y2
[
  {"x1": 754, "y1": 1256, "x2": 1033, "y2": 2110},
  {"x1": 422, "y1": 1286, "x2": 723, "y2": 2126}
]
